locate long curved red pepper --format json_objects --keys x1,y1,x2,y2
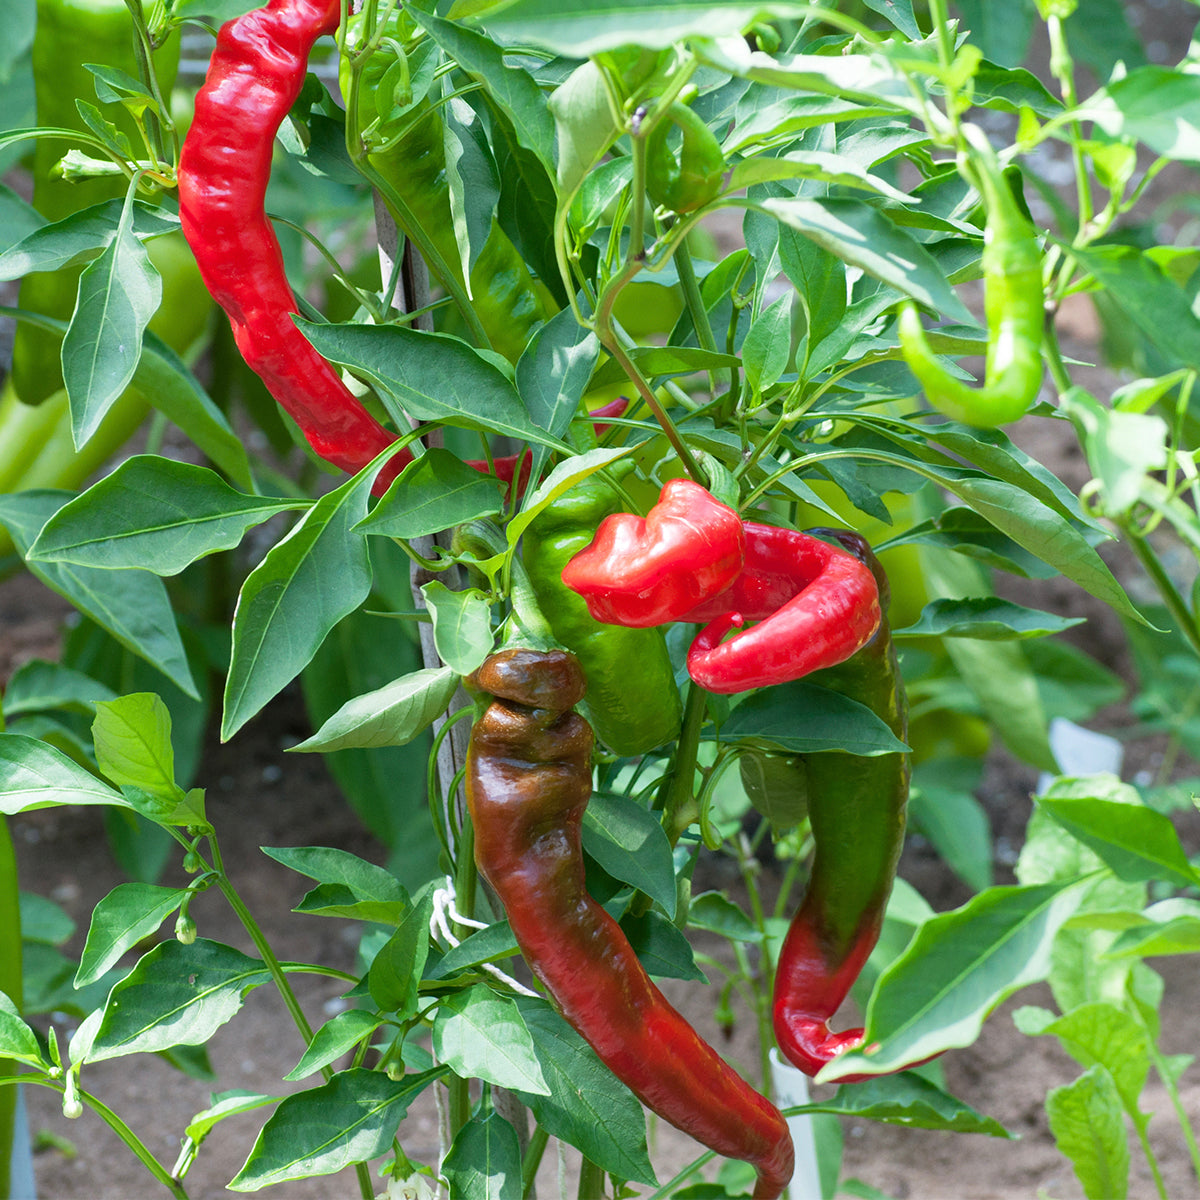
[
  {"x1": 685, "y1": 524, "x2": 882, "y2": 694},
  {"x1": 467, "y1": 648, "x2": 794, "y2": 1199},
  {"x1": 180, "y1": 0, "x2": 618, "y2": 497},
  {"x1": 560, "y1": 479, "x2": 746, "y2": 626},
  {"x1": 179, "y1": 0, "x2": 409, "y2": 494}
]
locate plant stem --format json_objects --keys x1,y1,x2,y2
[
  {"x1": 662, "y1": 684, "x2": 709, "y2": 844},
  {"x1": 1149, "y1": 1039, "x2": 1200, "y2": 1188},
  {"x1": 1124, "y1": 527, "x2": 1200, "y2": 660},
  {"x1": 521, "y1": 1125, "x2": 550, "y2": 1198},
  {"x1": 577, "y1": 1155, "x2": 606, "y2": 1199},
  {"x1": 674, "y1": 238, "x2": 723, "y2": 400},
  {"x1": 646, "y1": 1149, "x2": 715, "y2": 1199}
]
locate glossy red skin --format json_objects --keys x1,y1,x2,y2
[
  {"x1": 561, "y1": 479, "x2": 746, "y2": 626},
  {"x1": 467, "y1": 650, "x2": 794, "y2": 1199},
  {"x1": 686, "y1": 525, "x2": 882, "y2": 694},
  {"x1": 178, "y1": 0, "x2": 410, "y2": 494}
]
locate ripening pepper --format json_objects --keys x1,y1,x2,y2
[
  {"x1": 522, "y1": 476, "x2": 682, "y2": 756},
  {"x1": 772, "y1": 530, "x2": 917, "y2": 1081},
  {"x1": 466, "y1": 649, "x2": 794, "y2": 1198}
]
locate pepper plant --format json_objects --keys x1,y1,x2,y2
[{"x1": 2, "y1": 0, "x2": 1200, "y2": 1197}]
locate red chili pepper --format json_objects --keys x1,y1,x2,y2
[
  {"x1": 178, "y1": 0, "x2": 410, "y2": 495},
  {"x1": 561, "y1": 479, "x2": 746, "y2": 626},
  {"x1": 686, "y1": 524, "x2": 882, "y2": 694},
  {"x1": 467, "y1": 648, "x2": 794, "y2": 1198}
]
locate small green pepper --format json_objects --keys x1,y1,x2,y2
[
  {"x1": 898, "y1": 133, "x2": 1044, "y2": 428},
  {"x1": 522, "y1": 476, "x2": 683, "y2": 756},
  {"x1": 645, "y1": 101, "x2": 725, "y2": 215}
]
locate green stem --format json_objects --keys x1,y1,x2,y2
[
  {"x1": 674, "y1": 238, "x2": 724, "y2": 401},
  {"x1": 577, "y1": 1155, "x2": 606, "y2": 1199},
  {"x1": 0, "y1": 819, "x2": 22, "y2": 1200},
  {"x1": 521, "y1": 1124, "x2": 550, "y2": 1198},
  {"x1": 661, "y1": 684, "x2": 709, "y2": 844},
  {"x1": 1046, "y1": 15, "x2": 1093, "y2": 233},
  {"x1": 1148, "y1": 1038, "x2": 1200, "y2": 1188},
  {"x1": 646, "y1": 1149, "x2": 715, "y2": 1199},
  {"x1": 1123, "y1": 527, "x2": 1200, "y2": 660}
]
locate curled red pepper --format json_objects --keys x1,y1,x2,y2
[
  {"x1": 561, "y1": 479, "x2": 746, "y2": 626},
  {"x1": 686, "y1": 524, "x2": 882, "y2": 694}
]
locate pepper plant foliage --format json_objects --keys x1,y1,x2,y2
[{"x1": 3, "y1": 0, "x2": 1200, "y2": 1197}]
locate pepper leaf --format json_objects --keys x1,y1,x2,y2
[
  {"x1": 433, "y1": 986, "x2": 550, "y2": 1095},
  {"x1": 716, "y1": 682, "x2": 909, "y2": 756},
  {"x1": 0, "y1": 732, "x2": 129, "y2": 816},
  {"x1": 357, "y1": 449, "x2": 501, "y2": 540},
  {"x1": 894, "y1": 597, "x2": 1085, "y2": 640},
  {"x1": 583, "y1": 792, "x2": 677, "y2": 917},
  {"x1": 75, "y1": 882, "x2": 189, "y2": 987},
  {"x1": 228, "y1": 1067, "x2": 446, "y2": 1191},
  {"x1": 443, "y1": 1111, "x2": 525, "y2": 1200},
  {"x1": 28, "y1": 456, "x2": 306, "y2": 575}
]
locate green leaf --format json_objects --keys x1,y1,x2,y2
[
  {"x1": 741, "y1": 293, "x2": 793, "y2": 396},
  {"x1": 548, "y1": 60, "x2": 622, "y2": 196},
  {"x1": 298, "y1": 320, "x2": 556, "y2": 447},
  {"x1": 433, "y1": 986, "x2": 550, "y2": 1095},
  {"x1": 505, "y1": 445, "x2": 631, "y2": 548},
  {"x1": 1, "y1": 658, "x2": 117, "y2": 718},
  {"x1": 910, "y1": 767, "x2": 993, "y2": 893},
  {"x1": 620, "y1": 910, "x2": 705, "y2": 982},
  {"x1": 443, "y1": 1111, "x2": 524, "y2": 1200},
  {"x1": 261, "y1": 845, "x2": 410, "y2": 926},
  {"x1": 222, "y1": 468, "x2": 375, "y2": 740},
  {"x1": 182, "y1": 1090, "x2": 276, "y2": 1146},
  {"x1": 515, "y1": 306, "x2": 601, "y2": 442},
  {"x1": 28, "y1": 456, "x2": 306, "y2": 574},
  {"x1": 0, "y1": 490, "x2": 198, "y2": 698},
  {"x1": 62, "y1": 196, "x2": 162, "y2": 447},
  {"x1": 895, "y1": 597, "x2": 1084, "y2": 641},
  {"x1": 1034, "y1": 795, "x2": 1200, "y2": 889},
  {"x1": 1014, "y1": 1001, "x2": 1149, "y2": 1118},
  {"x1": 513, "y1": 997, "x2": 656, "y2": 1186},
  {"x1": 582, "y1": 793, "x2": 677, "y2": 918},
  {"x1": 19, "y1": 892, "x2": 75, "y2": 946},
  {"x1": 422, "y1": 582, "x2": 493, "y2": 676},
  {"x1": 788, "y1": 1071, "x2": 1011, "y2": 1137},
  {"x1": 91, "y1": 693, "x2": 180, "y2": 801},
  {"x1": 285, "y1": 1010, "x2": 384, "y2": 1082},
  {"x1": 0, "y1": 199, "x2": 178, "y2": 281},
  {"x1": 75, "y1": 882, "x2": 188, "y2": 987},
  {"x1": 357, "y1": 449, "x2": 501, "y2": 540},
  {"x1": 0, "y1": 732, "x2": 128, "y2": 815},
  {"x1": 87, "y1": 939, "x2": 272, "y2": 1062},
  {"x1": 1084, "y1": 66, "x2": 1200, "y2": 163},
  {"x1": 820, "y1": 879, "x2": 1090, "y2": 1081},
  {"x1": 1104, "y1": 903, "x2": 1200, "y2": 960},
  {"x1": 589, "y1": 345, "x2": 741, "y2": 390},
  {"x1": 485, "y1": 0, "x2": 818, "y2": 56},
  {"x1": 427, "y1": 920, "x2": 520, "y2": 980},
  {"x1": 687, "y1": 892, "x2": 761, "y2": 943},
  {"x1": 1046, "y1": 1065, "x2": 1129, "y2": 1200},
  {"x1": 717, "y1": 682, "x2": 909, "y2": 756},
  {"x1": 290, "y1": 666, "x2": 459, "y2": 753},
  {"x1": 368, "y1": 890, "x2": 434, "y2": 1016},
  {"x1": 229, "y1": 1067, "x2": 446, "y2": 1191},
  {"x1": 756, "y1": 196, "x2": 972, "y2": 323},
  {"x1": 411, "y1": 11, "x2": 556, "y2": 170},
  {"x1": 0, "y1": 992, "x2": 49, "y2": 1068}
]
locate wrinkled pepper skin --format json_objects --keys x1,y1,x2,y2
[
  {"x1": 685, "y1": 524, "x2": 882, "y2": 694},
  {"x1": 772, "y1": 531, "x2": 912, "y2": 1081},
  {"x1": 178, "y1": 0, "x2": 410, "y2": 493},
  {"x1": 13, "y1": 0, "x2": 182, "y2": 404},
  {"x1": 561, "y1": 479, "x2": 746, "y2": 627},
  {"x1": 341, "y1": 11, "x2": 555, "y2": 363},
  {"x1": 467, "y1": 649, "x2": 794, "y2": 1199},
  {"x1": 523, "y1": 477, "x2": 682, "y2": 756}
]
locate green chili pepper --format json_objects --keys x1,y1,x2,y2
[
  {"x1": 645, "y1": 101, "x2": 725, "y2": 215},
  {"x1": 340, "y1": 11, "x2": 555, "y2": 363},
  {"x1": 12, "y1": 0, "x2": 182, "y2": 405},
  {"x1": 897, "y1": 133, "x2": 1044, "y2": 428},
  {"x1": 523, "y1": 476, "x2": 683, "y2": 756}
]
